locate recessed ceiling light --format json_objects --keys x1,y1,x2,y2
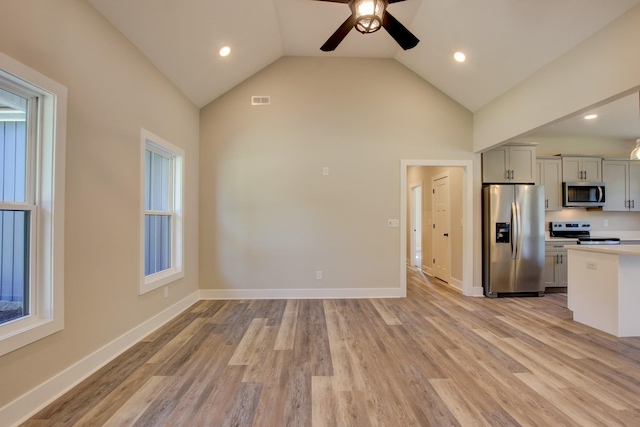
[
  {"x1": 454, "y1": 51, "x2": 466, "y2": 63},
  {"x1": 584, "y1": 114, "x2": 598, "y2": 120},
  {"x1": 219, "y1": 46, "x2": 231, "y2": 57}
]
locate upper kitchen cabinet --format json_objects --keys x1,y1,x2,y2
[
  {"x1": 536, "y1": 157, "x2": 562, "y2": 211},
  {"x1": 562, "y1": 156, "x2": 602, "y2": 182},
  {"x1": 482, "y1": 144, "x2": 536, "y2": 183},
  {"x1": 602, "y1": 159, "x2": 640, "y2": 211}
]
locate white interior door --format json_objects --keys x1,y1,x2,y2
[
  {"x1": 432, "y1": 174, "x2": 450, "y2": 283},
  {"x1": 410, "y1": 185, "x2": 422, "y2": 267}
]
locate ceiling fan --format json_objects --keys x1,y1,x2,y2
[{"x1": 316, "y1": 0, "x2": 419, "y2": 52}]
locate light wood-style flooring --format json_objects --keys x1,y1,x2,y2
[{"x1": 23, "y1": 268, "x2": 640, "y2": 426}]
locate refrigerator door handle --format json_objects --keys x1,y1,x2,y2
[
  {"x1": 511, "y1": 202, "x2": 518, "y2": 260},
  {"x1": 516, "y1": 201, "x2": 522, "y2": 260}
]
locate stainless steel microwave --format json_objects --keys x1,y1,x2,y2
[{"x1": 563, "y1": 182, "x2": 606, "y2": 207}]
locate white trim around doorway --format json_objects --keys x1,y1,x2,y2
[{"x1": 400, "y1": 160, "x2": 478, "y2": 297}]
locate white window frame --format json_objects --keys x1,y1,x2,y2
[
  {"x1": 140, "y1": 129, "x2": 184, "y2": 294},
  {"x1": 0, "y1": 51, "x2": 66, "y2": 357}
]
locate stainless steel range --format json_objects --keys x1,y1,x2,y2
[{"x1": 549, "y1": 221, "x2": 620, "y2": 245}]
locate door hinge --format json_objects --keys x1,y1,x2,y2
[
  {"x1": 433, "y1": 189, "x2": 435, "y2": 194},
  {"x1": 433, "y1": 258, "x2": 436, "y2": 263},
  {"x1": 432, "y1": 224, "x2": 435, "y2": 229}
]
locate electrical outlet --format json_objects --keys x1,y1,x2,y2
[
  {"x1": 586, "y1": 262, "x2": 597, "y2": 270},
  {"x1": 316, "y1": 271, "x2": 323, "y2": 280},
  {"x1": 388, "y1": 219, "x2": 399, "y2": 228},
  {"x1": 323, "y1": 167, "x2": 329, "y2": 176},
  {"x1": 604, "y1": 219, "x2": 609, "y2": 227}
]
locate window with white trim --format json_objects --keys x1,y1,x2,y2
[
  {"x1": 140, "y1": 129, "x2": 183, "y2": 294},
  {"x1": 0, "y1": 52, "x2": 66, "y2": 356}
]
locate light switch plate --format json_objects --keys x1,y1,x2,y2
[{"x1": 388, "y1": 219, "x2": 399, "y2": 228}]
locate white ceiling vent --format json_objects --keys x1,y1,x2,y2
[{"x1": 251, "y1": 96, "x2": 270, "y2": 106}]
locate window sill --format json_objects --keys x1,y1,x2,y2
[
  {"x1": 140, "y1": 268, "x2": 184, "y2": 295},
  {"x1": 0, "y1": 315, "x2": 64, "y2": 357}
]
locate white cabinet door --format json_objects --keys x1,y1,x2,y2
[
  {"x1": 482, "y1": 148, "x2": 509, "y2": 183},
  {"x1": 557, "y1": 253, "x2": 568, "y2": 286},
  {"x1": 562, "y1": 157, "x2": 602, "y2": 182},
  {"x1": 562, "y1": 157, "x2": 582, "y2": 181},
  {"x1": 544, "y1": 252, "x2": 559, "y2": 287},
  {"x1": 483, "y1": 145, "x2": 536, "y2": 183},
  {"x1": 582, "y1": 157, "x2": 602, "y2": 181},
  {"x1": 543, "y1": 158, "x2": 562, "y2": 211},
  {"x1": 603, "y1": 160, "x2": 628, "y2": 211},
  {"x1": 509, "y1": 146, "x2": 536, "y2": 183},
  {"x1": 544, "y1": 243, "x2": 568, "y2": 288},
  {"x1": 535, "y1": 159, "x2": 543, "y2": 186},
  {"x1": 629, "y1": 161, "x2": 640, "y2": 211}
]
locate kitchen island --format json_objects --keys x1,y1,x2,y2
[{"x1": 567, "y1": 244, "x2": 640, "y2": 337}]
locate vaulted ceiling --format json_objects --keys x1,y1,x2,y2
[{"x1": 88, "y1": 0, "x2": 639, "y2": 127}]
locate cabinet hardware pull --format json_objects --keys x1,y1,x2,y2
[{"x1": 545, "y1": 199, "x2": 548, "y2": 208}]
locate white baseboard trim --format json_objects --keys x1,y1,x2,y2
[
  {"x1": 471, "y1": 286, "x2": 485, "y2": 297},
  {"x1": 199, "y1": 287, "x2": 405, "y2": 300},
  {"x1": 422, "y1": 267, "x2": 433, "y2": 276},
  {"x1": 449, "y1": 277, "x2": 463, "y2": 291},
  {"x1": 2, "y1": 291, "x2": 200, "y2": 427}
]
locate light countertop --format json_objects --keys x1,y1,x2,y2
[{"x1": 566, "y1": 244, "x2": 640, "y2": 256}]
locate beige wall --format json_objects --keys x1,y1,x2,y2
[
  {"x1": 406, "y1": 166, "x2": 464, "y2": 288},
  {"x1": 200, "y1": 57, "x2": 473, "y2": 293},
  {"x1": 474, "y1": 4, "x2": 640, "y2": 152},
  {"x1": 0, "y1": 0, "x2": 199, "y2": 408}
]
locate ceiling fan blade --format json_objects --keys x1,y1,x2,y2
[
  {"x1": 313, "y1": 0, "x2": 349, "y2": 3},
  {"x1": 388, "y1": 0, "x2": 408, "y2": 3},
  {"x1": 321, "y1": 14, "x2": 356, "y2": 51},
  {"x1": 382, "y1": 11, "x2": 419, "y2": 50}
]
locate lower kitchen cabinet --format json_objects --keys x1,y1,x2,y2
[{"x1": 545, "y1": 243, "x2": 568, "y2": 290}]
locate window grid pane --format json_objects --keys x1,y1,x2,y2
[
  {"x1": 1, "y1": 120, "x2": 28, "y2": 203},
  {"x1": 0, "y1": 210, "x2": 29, "y2": 324},
  {"x1": 145, "y1": 214, "x2": 172, "y2": 275},
  {"x1": 146, "y1": 150, "x2": 171, "y2": 213}
]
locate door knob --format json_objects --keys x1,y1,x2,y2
[{"x1": 444, "y1": 233, "x2": 449, "y2": 237}]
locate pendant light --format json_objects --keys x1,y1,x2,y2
[{"x1": 630, "y1": 91, "x2": 640, "y2": 160}]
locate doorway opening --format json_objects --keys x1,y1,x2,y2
[{"x1": 400, "y1": 160, "x2": 477, "y2": 297}]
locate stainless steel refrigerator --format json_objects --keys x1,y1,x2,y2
[{"x1": 483, "y1": 185, "x2": 545, "y2": 297}]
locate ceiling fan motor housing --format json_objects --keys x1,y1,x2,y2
[{"x1": 351, "y1": 0, "x2": 388, "y2": 34}]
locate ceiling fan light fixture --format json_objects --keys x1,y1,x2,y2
[
  {"x1": 352, "y1": 0, "x2": 387, "y2": 34},
  {"x1": 631, "y1": 139, "x2": 640, "y2": 160}
]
